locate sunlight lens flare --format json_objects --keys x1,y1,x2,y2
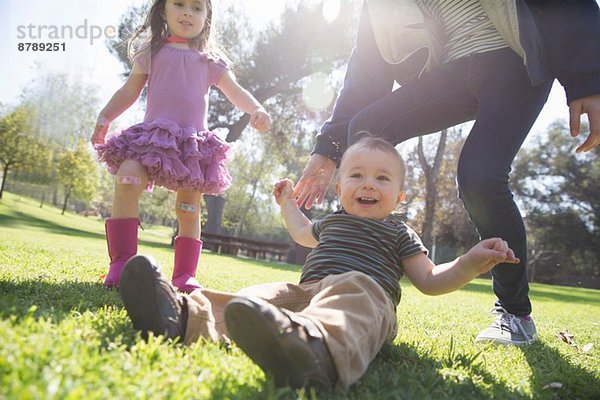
[
  {"x1": 322, "y1": 0, "x2": 341, "y2": 23},
  {"x1": 302, "y1": 72, "x2": 334, "y2": 112}
]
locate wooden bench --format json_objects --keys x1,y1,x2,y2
[{"x1": 200, "y1": 232, "x2": 291, "y2": 262}]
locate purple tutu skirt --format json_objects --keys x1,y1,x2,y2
[{"x1": 95, "y1": 118, "x2": 232, "y2": 194}]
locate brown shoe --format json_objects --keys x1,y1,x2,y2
[
  {"x1": 120, "y1": 255, "x2": 188, "y2": 341},
  {"x1": 224, "y1": 297, "x2": 337, "y2": 389}
]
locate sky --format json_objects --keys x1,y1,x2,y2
[
  {"x1": 0, "y1": 0, "x2": 288, "y2": 128},
  {"x1": 0, "y1": 0, "x2": 575, "y2": 145}
]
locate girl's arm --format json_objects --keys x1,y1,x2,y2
[
  {"x1": 273, "y1": 179, "x2": 319, "y2": 248},
  {"x1": 403, "y1": 238, "x2": 519, "y2": 295},
  {"x1": 91, "y1": 63, "x2": 148, "y2": 145},
  {"x1": 216, "y1": 71, "x2": 271, "y2": 132}
]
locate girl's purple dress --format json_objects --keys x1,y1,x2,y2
[{"x1": 95, "y1": 44, "x2": 232, "y2": 194}]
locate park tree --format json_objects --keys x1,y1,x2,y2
[
  {"x1": 512, "y1": 121, "x2": 600, "y2": 281},
  {"x1": 404, "y1": 128, "x2": 479, "y2": 261},
  {"x1": 0, "y1": 107, "x2": 45, "y2": 199},
  {"x1": 56, "y1": 142, "x2": 98, "y2": 215},
  {"x1": 92, "y1": 170, "x2": 116, "y2": 218},
  {"x1": 3, "y1": 72, "x2": 100, "y2": 206},
  {"x1": 10, "y1": 141, "x2": 63, "y2": 207},
  {"x1": 19, "y1": 71, "x2": 99, "y2": 148},
  {"x1": 415, "y1": 129, "x2": 447, "y2": 249},
  {"x1": 217, "y1": 84, "x2": 341, "y2": 241},
  {"x1": 139, "y1": 187, "x2": 176, "y2": 227}
]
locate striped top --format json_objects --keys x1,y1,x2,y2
[
  {"x1": 416, "y1": 0, "x2": 508, "y2": 63},
  {"x1": 300, "y1": 210, "x2": 428, "y2": 305}
]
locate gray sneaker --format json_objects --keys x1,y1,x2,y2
[{"x1": 475, "y1": 307, "x2": 537, "y2": 345}]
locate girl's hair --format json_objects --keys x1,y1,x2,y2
[{"x1": 127, "y1": 0, "x2": 229, "y2": 63}]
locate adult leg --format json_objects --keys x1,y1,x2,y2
[
  {"x1": 455, "y1": 49, "x2": 552, "y2": 343},
  {"x1": 347, "y1": 57, "x2": 479, "y2": 147},
  {"x1": 457, "y1": 49, "x2": 552, "y2": 316},
  {"x1": 172, "y1": 190, "x2": 203, "y2": 292},
  {"x1": 103, "y1": 160, "x2": 148, "y2": 287}
]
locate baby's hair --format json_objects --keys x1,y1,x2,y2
[
  {"x1": 341, "y1": 134, "x2": 406, "y2": 184},
  {"x1": 127, "y1": 0, "x2": 229, "y2": 64}
]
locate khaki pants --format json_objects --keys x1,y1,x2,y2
[{"x1": 183, "y1": 271, "x2": 398, "y2": 389}]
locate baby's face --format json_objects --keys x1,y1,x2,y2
[{"x1": 336, "y1": 148, "x2": 405, "y2": 220}]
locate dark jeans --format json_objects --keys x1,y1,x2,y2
[{"x1": 348, "y1": 48, "x2": 552, "y2": 316}]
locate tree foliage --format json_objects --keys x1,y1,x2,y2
[
  {"x1": 19, "y1": 71, "x2": 99, "y2": 148},
  {"x1": 512, "y1": 121, "x2": 599, "y2": 279},
  {"x1": 0, "y1": 107, "x2": 45, "y2": 199},
  {"x1": 56, "y1": 142, "x2": 98, "y2": 215},
  {"x1": 1, "y1": 72, "x2": 100, "y2": 208},
  {"x1": 404, "y1": 129, "x2": 479, "y2": 261}
]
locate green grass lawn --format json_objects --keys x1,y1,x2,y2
[{"x1": 0, "y1": 191, "x2": 598, "y2": 399}]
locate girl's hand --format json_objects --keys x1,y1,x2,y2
[
  {"x1": 250, "y1": 108, "x2": 271, "y2": 133},
  {"x1": 273, "y1": 178, "x2": 294, "y2": 206},
  {"x1": 466, "y1": 238, "x2": 520, "y2": 274},
  {"x1": 91, "y1": 115, "x2": 110, "y2": 145}
]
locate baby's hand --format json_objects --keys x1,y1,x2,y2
[
  {"x1": 467, "y1": 238, "x2": 520, "y2": 274},
  {"x1": 273, "y1": 179, "x2": 294, "y2": 205},
  {"x1": 250, "y1": 108, "x2": 271, "y2": 133},
  {"x1": 91, "y1": 115, "x2": 110, "y2": 146}
]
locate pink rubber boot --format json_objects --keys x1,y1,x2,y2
[
  {"x1": 104, "y1": 217, "x2": 139, "y2": 288},
  {"x1": 172, "y1": 236, "x2": 202, "y2": 293}
]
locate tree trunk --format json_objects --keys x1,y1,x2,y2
[
  {"x1": 204, "y1": 195, "x2": 225, "y2": 234},
  {"x1": 528, "y1": 247, "x2": 543, "y2": 282},
  {"x1": 417, "y1": 129, "x2": 447, "y2": 250},
  {"x1": 53, "y1": 186, "x2": 59, "y2": 206},
  {"x1": 61, "y1": 185, "x2": 72, "y2": 215},
  {"x1": 237, "y1": 175, "x2": 263, "y2": 236},
  {"x1": 0, "y1": 164, "x2": 9, "y2": 200}
]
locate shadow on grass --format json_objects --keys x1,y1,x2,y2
[
  {"x1": 0, "y1": 210, "x2": 172, "y2": 249},
  {"x1": 0, "y1": 278, "x2": 143, "y2": 352},
  {"x1": 0, "y1": 279, "x2": 123, "y2": 322},
  {"x1": 521, "y1": 342, "x2": 600, "y2": 399},
  {"x1": 336, "y1": 342, "x2": 524, "y2": 400},
  {"x1": 347, "y1": 338, "x2": 600, "y2": 399},
  {"x1": 0, "y1": 210, "x2": 105, "y2": 240},
  {"x1": 460, "y1": 280, "x2": 593, "y2": 304}
]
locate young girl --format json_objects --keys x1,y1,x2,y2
[{"x1": 91, "y1": 0, "x2": 271, "y2": 292}]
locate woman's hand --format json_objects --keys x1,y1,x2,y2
[
  {"x1": 569, "y1": 94, "x2": 600, "y2": 153},
  {"x1": 293, "y1": 154, "x2": 336, "y2": 209}
]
